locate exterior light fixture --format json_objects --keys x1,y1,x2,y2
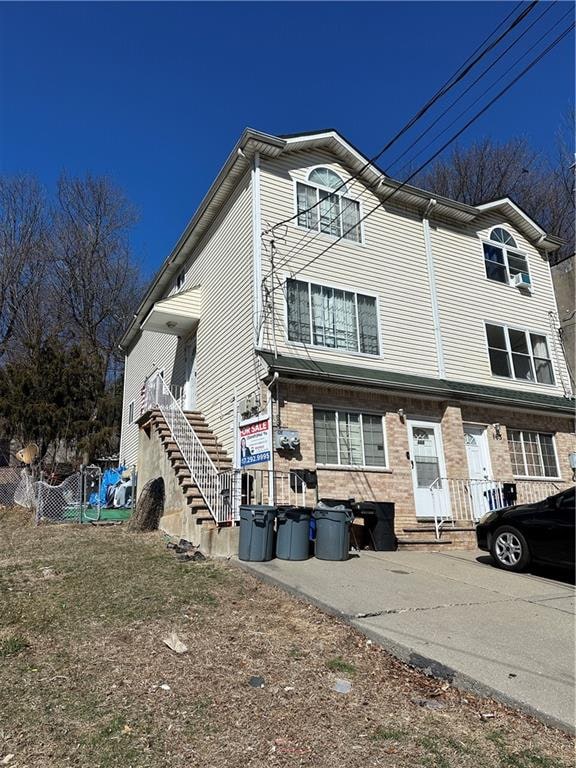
[
  {"x1": 492, "y1": 423, "x2": 502, "y2": 440},
  {"x1": 166, "y1": 321, "x2": 177, "y2": 329},
  {"x1": 397, "y1": 408, "x2": 405, "y2": 421}
]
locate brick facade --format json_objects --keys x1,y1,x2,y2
[{"x1": 270, "y1": 380, "x2": 575, "y2": 536}]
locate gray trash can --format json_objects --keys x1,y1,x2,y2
[
  {"x1": 238, "y1": 505, "x2": 276, "y2": 561},
  {"x1": 313, "y1": 503, "x2": 354, "y2": 561},
  {"x1": 276, "y1": 507, "x2": 312, "y2": 561}
]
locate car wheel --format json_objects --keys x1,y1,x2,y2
[{"x1": 490, "y1": 526, "x2": 530, "y2": 572}]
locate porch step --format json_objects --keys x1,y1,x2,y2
[
  {"x1": 396, "y1": 539, "x2": 455, "y2": 552},
  {"x1": 149, "y1": 408, "x2": 232, "y2": 525},
  {"x1": 403, "y1": 527, "x2": 476, "y2": 533}
]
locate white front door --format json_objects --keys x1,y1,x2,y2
[
  {"x1": 407, "y1": 419, "x2": 449, "y2": 519},
  {"x1": 463, "y1": 425, "x2": 492, "y2": 520},
  {"x1": 183, "y1": 340, "x2": 197, "y2": 411}
]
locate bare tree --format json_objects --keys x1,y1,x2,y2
[
  {"x1": 414, "y1": 130, "x2": 575, "y2": 262},
  {"x1": 51, "y1": 174, "x2": 142, "y2": 384},
  {"x1": 0, "y1": 177, "x2": 49, "y2": 358}
]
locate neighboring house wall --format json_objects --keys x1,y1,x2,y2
[
  {"x1": 551, "y1": 255, "x2": 575, "y2": 387},
  {"x1": 259, "y1": 150, "x2": 570, "y2": 398},
  {"x1": 120, "y1": 172, "x2": 256, "y2": 465}
]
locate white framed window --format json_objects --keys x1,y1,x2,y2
[
  {"x1": 314, "y1": 409, "x2": 387, "y2": 468},
  {"x1": 507, "y1": 430, "x2": 560, "y2": 479},
  {"x1": 128, "y1": 400, "x2": 135, "y2": 424},
  {"x1": 286, "y1": 278, "x2": 380, "y2": 355},
  {"x1": 482, "y1": 227, "x2": 530, "y2": 286},
  {"x1": 485, "y1": 323, "x2": 555, "y2": 385},
  {"x1": 296, "y1": 167, "x2": 362, "y2": 243}
]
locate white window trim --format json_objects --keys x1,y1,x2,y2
[
  {"x1": 508, "y1": 429, "x2": 562, "y2": 481},
  {"x1": 483, "y1": 321, "x2": 556, "y2": 386},
  {"x1": 481, "y1": 226, "x2": 534, "y2": 292},
  {"x1": 313, "y1": 407, "x2": 390, "y2": 471},
  {"x1": 128, "y1": 400, "x2": 135, "y2": 425},
  {"x1": 291, "y1": 167, "x2": 365, "y2": 246},
  {"x1": 283, "y1": 273, "x2": 382, "y2": 359}
]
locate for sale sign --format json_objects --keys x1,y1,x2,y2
[{"x1": 239, "y1": 414, "x2": 272, "y2": 467}]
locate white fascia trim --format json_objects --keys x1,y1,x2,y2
[
  {"x1": 252, "y1": 151, "x2": 263, "y2": 347},
  {"x1": 476, "y1": 198, "x2": 546, "y2": 237},
  {"x1": 422, "y1": 201, "x2": 445, "y2": 379},
  {"x1": 283, "y1": 131, "x2": 381, "y2": 177}
]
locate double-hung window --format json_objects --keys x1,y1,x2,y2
[
  {"x1": 314, "y1": 409, "x2": 387, "y2": 467},
  {"x1": 483, "y1": 228, "x2": 530, "y2": 286},
  {"x1": 296, "y1": 167, "x2": 361, "y2": 242},
  {"x1": 507, "y1": 430, "x2": 559, "y2": 478},
  {"x1": 485, "y1": 323, "x2": 554, "y2": 384},
  {"x1": 286, "y1": 278, "x2": 379, "y2": 355}
]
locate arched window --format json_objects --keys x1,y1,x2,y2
[
  {"x1": 296, "y1": 167, "x2": 361, "y2": 242},
  {"x1": 490, "y1": 227, "x2": 517, "y2": 248},
  {"x1": 483, "y1": 227, "x2": 530, "y2": 286}
]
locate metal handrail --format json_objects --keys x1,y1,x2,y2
[
  {"x1": 144, "y1": 371, "x2": 227, "y2": 524},
  {"x1": 430, "y1": 476, "x2": 565, "y2": 540}
]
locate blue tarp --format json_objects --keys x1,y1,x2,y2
[{"x1": 89, "y1": 466, "x2": 126, "y2": 508}]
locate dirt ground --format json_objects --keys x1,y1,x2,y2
[{"x1": 0, "y1": 506, "x2": 573, "y2": 768}]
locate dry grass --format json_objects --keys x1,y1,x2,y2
[{"x1": 0, "y1": 506, "x2": 573, "y2": 768}]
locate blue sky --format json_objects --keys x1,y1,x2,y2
[{"x1": 1, "y1": 2, "x2": 573, "y2": 277}]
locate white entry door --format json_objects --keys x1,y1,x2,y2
[
  {"x1": 463, "y1": 425, "x2": 492, "y2": 520},
  {"x1": 407, "y1": 419, "x2": 449, "y2": 518},
  {"x1": 183, "y1": 340, "x2": 197, "y2": 411}
]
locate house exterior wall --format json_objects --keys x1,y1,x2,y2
[
  {"x1": 432, "y1": 212, "x2": 571, "y2": 395},
  {"x1": 551, "y1": 255, "x2": 575, "y2": 386},
  {"x1": 258, "y1": 150, "x2": 440, "y2": 377},
  {"x1": 120, "y1": 171, "x2": 257, "y2": 465},
  {"x1": 258, "y1": 150, "x2": 570, "y2": 398},
  {"x1": 272, "y1": 381, "x2": 575, "y2": 532}
]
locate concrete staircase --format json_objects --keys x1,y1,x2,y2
[
  {"x1": 397, "y1": 521, "x2": 477, "y2": 551},
  {"x1": 149, "y1": 409, "x2": 232, "y2": 523}
]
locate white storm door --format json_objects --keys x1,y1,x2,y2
[
  {"x1": 183, "y1": 341, "x2": 197, "y2": 411},
  {"x1": 464, "y1": 425, "x2": 492, "y2": 520},
  {"x1": 407, "y1": 419, "x2": 449, "y2": 519}
]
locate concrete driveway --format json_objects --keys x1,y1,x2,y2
[{"x1": 238, "y1": 549, "x2": 575, "y2": 732}]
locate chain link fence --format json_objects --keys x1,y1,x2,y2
[{"x1": 0, "y1": 467, "x2": 33, "y2": 509}]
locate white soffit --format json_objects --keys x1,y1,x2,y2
[{"x1": 140, "y1": 287, "x2": 201, "y2": 336}]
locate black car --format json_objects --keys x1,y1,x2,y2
[{"x1": 476, "y1": 486, "x2": 575, "y2": 572}]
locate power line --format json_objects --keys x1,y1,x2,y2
[
  {"x1": 262, "y1": 0, "x2": 539, "y2": 236},
  {"x1": 263, "y1": 1, "x2": 550, "y2": 279},
  {"x1": 267, "y1": 22, "x2": 574, "y2": 297},
  {"x1": 386, "y1": 0, "x2": 561, "y2": 173}
]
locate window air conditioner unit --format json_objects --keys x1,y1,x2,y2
[{"x1": 511, "y1": 273, "x2": 532, "y2": 292}]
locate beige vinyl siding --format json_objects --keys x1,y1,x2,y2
[
  {"x1": 259, "y1": 150, "x2": 440, "y2": 376},
  {"x1": 431, "y1": 212, "x2": 570, "y2": 395},
  {"x1": 120, "y1": 332, "x2": 179, "y2": 465},
  {"x1": 120, "y1": 172, "x2": 256, "y2": 465}
]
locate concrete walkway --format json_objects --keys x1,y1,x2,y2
[{"x1": 236, "y1": 550, "x2": 575, "y2": 732}]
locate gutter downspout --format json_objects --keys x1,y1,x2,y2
[
  {"x1": 251, "y1": 151, "x2": 262, "y2": 348},
  {"x1": 422, "y1": 199, "x2": 445, "y2": 380}
]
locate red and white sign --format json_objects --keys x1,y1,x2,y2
[{"x1": 239, "y1": 414, "x2": 271, "y2": 467}]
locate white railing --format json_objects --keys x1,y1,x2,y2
[
  {"x1": 430, "y1": 477, "x2": 565, "y2": 539},
  {"x1": 218, "y1": 468, "x2": 314, "y2": 519},
  {"x1": 144, "y1": 372, "x2": 228, "y2": 524}
]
